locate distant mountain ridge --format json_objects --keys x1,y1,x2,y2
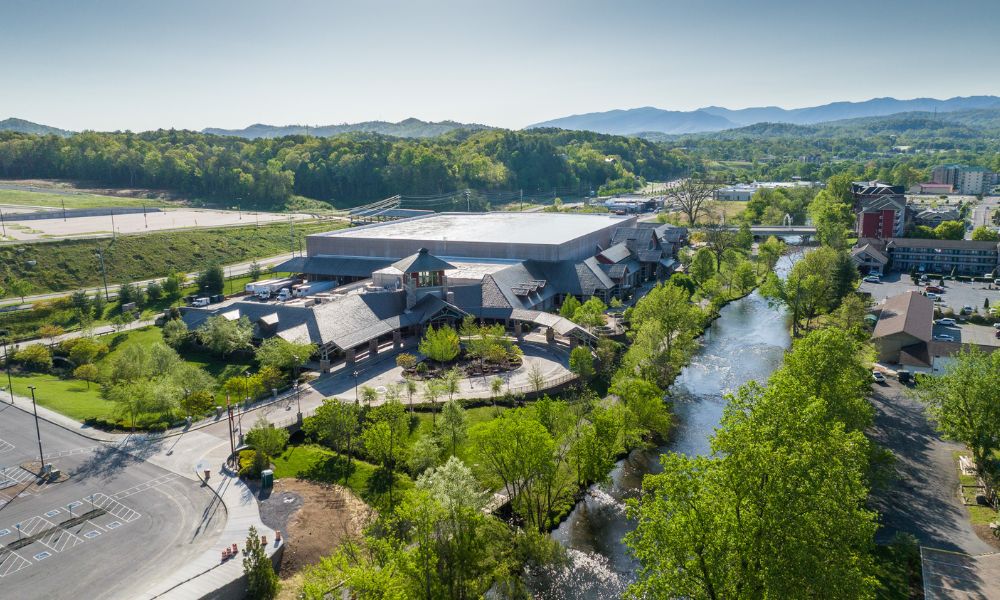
[
  {"x1": 529, "y1": 96, "x2": 1000, "y2": 135},
  {"x1": 203, "y1": 118, "x2": 492, "y2": 139},
  {"x1": 0, "y1": 118, "x2": 73, "y2": 137}
]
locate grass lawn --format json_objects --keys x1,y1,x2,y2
[
  {"x1": 272, "y1": 443, "x2": 412, "y2": 509},
  {"x1": 7, "y1": 372, "x2": 114, "y2": 421},
  {"x1": 955, "y1": 451, "x2": 999, "y2": 526},
  {"x1": 0, "y1": 188, "x2": 174, "y2": 210}
]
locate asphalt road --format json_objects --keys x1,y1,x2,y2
[
  {"x1": 868, "y1": 380, "x2": 994, "y2": 555},
  {"x1": 971, "y1": 196, "x2": 1000, "y2": 230},
  {"x1": 0, "y1": 403, "x2": 224, "y2": 599},
  {"x1": 0, "y1": 251, "x2": 297, "y2": 309}
]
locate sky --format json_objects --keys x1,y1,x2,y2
[{"x1": 2, "y1": 0, "x2": 999, "y2": 132}]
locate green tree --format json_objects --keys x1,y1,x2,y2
[
  {"x1": 162, "y1": 318, "x2": 189, "y2": 349},
  {"x1": 572, "y1": 297, "x2": 608, "y2": 328},
  {"x1": 243, "y1": 525, "x2": 280, "y2": 600},
  {"x1": 145, "y1": 280, "x2": 163, "y2": 301},
  {"x1": 304, "y1": 399, "x2": 361, "y2": 472},
  {"x1": 246, "y1": 416, "x2": 290, "y2": 472},
  {"x1": 559, "y1": 295, "x2": 581, "y2": 319},
  {"x1": 568, "y1": 346, "x2": 595, "y2": 383},
  {"x1": 14, "y1": 343, "x2": 52, "y2": 371},
  {"x1": 6, "y1": 277, "x2": 32, "y2": 303},
  {"x1": 162, "y1": 272, "x2": 183, "y2": 299},
  {"x1": 196, "y1": 315, "x2": 253, "y2": 356},
  {"x1": 197, "y1": 263, "x2": 225, "y2": 295},
  {"x1": 443, "y1": 367, "x2": 462, "y2": 402},
  {"x1": 916, "y1": 347, "x2": 1000, "y2": 479},
  {"x1": 689, "y1": 247, "x2": 716, "y2": 284},
  {"x1": 809, "y1": 189, "x2": 854, "y2": 249},
  {"x1": 396, "y1": 352, "x2": 417, "y2": 371},
  {"x1": 248, "y1": 260, "x2": 263, "y2": 282},
  {"x1": 419, "y1": 325, "x2": 460, "y2": 364},
  {"x1": 735, "y1": 222, "x2": 754, "y2": 251},
  {"x1": 408, "y1": 434, "x2": 442, "y2": 475},
  {"x1": 971, "y1": 226, "x2": 999, "y2": 241},
  {"x1": 73, "y1": 363, "x2": 100, "y2": 388},
  {"x1": 439, "y1": 400, "x2": 468, "y2": 456},
  {"x1": 757, "y1": 235, "x2": 786, "y2": 275},
  {"x1": 254, "y1": 337, "x2": 315, "y2": 376},
  {"x1": 933, "y1": 220, "x2": 965, "y2": 240}
]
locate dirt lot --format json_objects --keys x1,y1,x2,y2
[{"x1": 262, "y1": 479, "x2": 373, "y2": 577}]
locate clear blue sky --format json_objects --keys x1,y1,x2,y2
[{"x1": 2, "y1": 0, "x2": 998, "y2": 131}]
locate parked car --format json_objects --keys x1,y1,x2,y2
[
  {"x1": 925, "y1": 292, "x2": 941, "y2": 300},
  {"x1": 863, "y1": 275, "x2": 881, "y2": 283},
  {"x1": 961, "y1": 305, "x2": 974, "y2": 315},
  {"x1": 872, "y1": 371, "x2": 886, "y2": 384},
  {"x1": 993, "y1": 322, "x2": 1000, "y2": 329},
  {"x1": 936, "y1": 318, "x2": 957, "y2": 326},
  {"x1": 924, "y1": 285, "x2": 943, "y2": 294},
  {"x1": 897, "y1": 370, "x2": 912, "y2": 384},
  {"x1": 933, "y1": 334, "x2": 955, "y2": 341}
]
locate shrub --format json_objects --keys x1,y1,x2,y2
[
  {"x1": 147, "y1": 421, "x2": 169, "y2": 433},
  {"x1": 239, "y1": 449, "x2": 262, "y2": 478},
  {"x1": 14, "y1": 343, "x2": 53, "y2": 372}
]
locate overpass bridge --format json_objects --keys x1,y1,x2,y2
[{"x1": 747, "y1": 225, "x2": 816, "y2": 237}]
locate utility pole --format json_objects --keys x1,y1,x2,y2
[
  {"x1": 27, "y1": 386, "x2": 44, "y2": 468},
  {"x1": 519, "y1": 189, "x2": 523, "y2": 211},
  {"x1": 110, "y1": 208, "x2": 116, "y2": 239},
  {"x1": 142, "y1": 202, "x2": 148, "y2": 228},
  {"x1": 95, "y1": 249, "x2": 110, "y2": 301},
  {"x1": 61, "y1": 198, "x2": 67, "y2": 221},
  {"x1": 465, "y1": 189, "x2": 471, "y2": 212},
  {"x1": 236, "y1": 197, "x2": 242, "y2": 220},
  {"x1": 0, "y1": 208, "x2": 6, "y2": 238},
  {"x1": 226, "y1": 395, "x2": 236, "y2": 468},
  {"x1": 290, "y1": 217, "x2": 295, "y2": 256}
]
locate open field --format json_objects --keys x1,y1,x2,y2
[
  {"x1": 0, "y1": 186, "x2": 176, "y2": 210},
  {"x1": 6, "y1": 371, "x2": 114, "y2": 421},
  {"x1": 1, "y1": 206, "x2": 314, "y2": 242},
  {"x1": 0, "y1": 219, "x2": 341, "y2": 297}
]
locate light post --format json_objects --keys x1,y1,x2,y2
[
  {"x1": 95, "y1": 250, "x2": 110, "y2": 301},
  {"x1": 352, "y1": 370, "x2": 360, "y2": 405},
  {"x1": 27, "y1": 385, "x2": 44, "y2": 468},
  {"x1": 16, "y1": 523, "x2": 21, "y2": 542},
  {"x1": 89, "y1": 493, "x2": 95, "y2": 513},
  {"x1": 1, "y1": 335, "x2": 14, "y2": 404},
  {"x1": 236, "y1": 197, "x2": 242, "y2": 220}
]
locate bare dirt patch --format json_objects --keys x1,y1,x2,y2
[{"x1": 264, "y1": 478, "x2": 373, "y2": 576}]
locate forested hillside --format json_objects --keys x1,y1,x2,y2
[{"x1": 0, "y1": 128, "x2": 689, "y2": 209}]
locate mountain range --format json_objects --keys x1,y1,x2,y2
[
  {"x1": 528, "y1": 96, "x2": 1000, "y2": 135},
  {"x1": 0, "y1": 117, "x2": 73, "y2": 137},
  {"x1": 202, "y1": 118, "x2": 491, "y2": 139}
]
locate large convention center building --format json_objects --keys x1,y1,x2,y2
[{"x1": 182, "y1": 212, "x2": 686, "y2": 368}]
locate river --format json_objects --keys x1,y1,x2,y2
[{"x1": 528, "y1": 251, "x2": 800, "y2": 599}]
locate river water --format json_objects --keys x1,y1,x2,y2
[{"x1": 528, "y1": 252, "x2": 800, "y2": 599}]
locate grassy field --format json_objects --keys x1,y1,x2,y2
[
  {"x1": 272, "y1": 443, "x2": 412, "y2": 509},
  {"x1": 0, "y1": 188, "x2": 174, "y2": 210},
  {"x1": 7, "y1": 371, "x2": 114, "y2": 421},
  {"x1": 413, "y1": 404, "x2": 507, "y2": 465},
  {"x1": 0, "y1": 219, "x2": 341, "y2": 297}
]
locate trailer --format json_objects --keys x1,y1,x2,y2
[
  {"x1": 292, "y1": 280, "x2": 338, "y2": 298},
  {"x1": 245, "y1": 277, "x2": 298, "y2": 299}
]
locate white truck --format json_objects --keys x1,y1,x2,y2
[{"x1": 245, "y1": 277, "x2": 298, "y2": 300}]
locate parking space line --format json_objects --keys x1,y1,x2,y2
[
  {"x1": 0, "y1": 440, "x2": 13, "y2": 454},
  {"x1": 0, "y1": 546, "x2": 30, "y2": 578},
  {"x1": 111, "y1": 472, "x2": 181, "y2": 500},
  {"x1": 37, "y1": 526, "x2": 84, "y2": 553},
  {"x1": 90, "y1": 493, "x2": 141, "y2": 523}
]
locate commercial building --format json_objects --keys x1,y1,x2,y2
[
  {"x1": 929, "y1": 165, "x2": 995, "y2": 195},
  {"x1": 713, "y1": 180, "x2": 820, "y2": 202},
  {"x1": 852, "y1": 181, "x2": 908, "y2": 239},
  {"x1": 872, "y1": 291, "x2": 998, "y2": 373},
  {"x1": 182, "y1": 213, "x2": 687, "y2": 369},
  {"x1": 852, "y1": 237, "x2": 1000, "y2": 276},
  {"x1": 913, "y1": 208, "x2": 960, "y2": 227}
]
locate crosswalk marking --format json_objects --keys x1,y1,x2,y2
[
  {"x1": 89, "y1": 493, "x2": 141, "y2": 523},
  {"x1": 111, "y1": 472, "x2": 180, "y2": 500}
]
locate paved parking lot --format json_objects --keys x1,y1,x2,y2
[
  {"x1": 0, "y1": 403, "x2": 224, "y2": 599},
  {"x1": 861, "y1": 272, "x2": 1000, "y2": 317}
]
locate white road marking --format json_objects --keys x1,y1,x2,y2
[
  {"x1": 0, "y1": 546, "x2": 30, "y2": 577},
  {"x1": 0, "y1": 440, "x2": 14, "y2": 454},
  {"x1": 111, "y1": 472, "x2": 181, "y2": 500}
]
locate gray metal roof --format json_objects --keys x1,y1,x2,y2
[
  {"x1": 391, "y1": 248, "x2": 456, "y2": 273},
  {"x1": 274, "y1": 255, "x2": 394, "y2": 278},
  {"x1": 597, "y1": 242, "x2": 632, "y2": 264}
]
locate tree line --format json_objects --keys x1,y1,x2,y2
[{"x1": 0, "y1": 128, "x2": 689, "y2": 209}]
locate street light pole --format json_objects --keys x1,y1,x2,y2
[
  {"x1": 2, "y1": 337, "x2": 14, "y2": 404},
  {"x1": 95, "y1": 249, "x2": 110, "y2": 301},
  {"x1": 27, "y1": 385, "x2": 44, "y2": 468}
]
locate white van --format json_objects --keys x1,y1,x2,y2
[{"x1": 192, "y1": 297, "x2": 210, "y2": 307}]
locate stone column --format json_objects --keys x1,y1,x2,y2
[
  {"x1": 569, "y1": 335, "x2": 578, "y2": 349},
  {"x1": 393, "y1": 330, "x2": 402, "y2": 349},
  {"x1": 319, "y1": 359, "x2": 331, "y2": 373},
  {"x1": 345, "y1": 348, "x2": 356, "y2": 366},
  {"x1": 545, "y1": 327, "x2": 555, "y2": 344},
  {"x1": 369, "y1": 339, "x2": 379, "y2": 357}
]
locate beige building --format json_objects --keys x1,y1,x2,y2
[{"x1": 872, "y1": 291, "x2": 934, "y2": 363}]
